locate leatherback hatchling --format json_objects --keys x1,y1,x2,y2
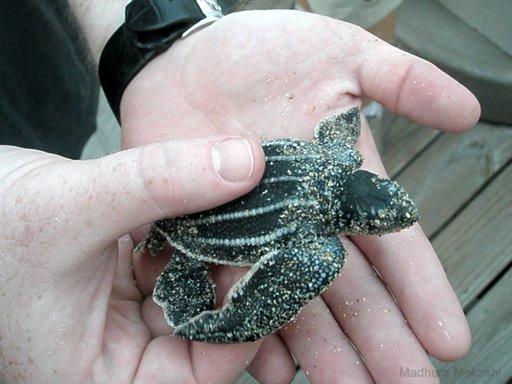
[{"x1": 137, "y1": 108, "x2": 419, "y2": 343}]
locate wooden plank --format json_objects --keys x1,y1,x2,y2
[
  {"x1": 396, "y1": 122, "x2": 512, "y2": 237},
  {"x1": 433, "y1": 163, "x2": 512, "y2": 308},
  {"x1": 236, "y1": 368, "x2": 312, "y2": 383},
  {"x1": 236, "y1": 369, "x2": 310, "y2": 384},
  {"x1": 369, "y1": 110, "x2": 440, "y2": 177},
  {"x1": 434, "y1": 267, "x2": 512, "y2": 384},
  {"x1": 235, "y1": 371, "x2": 258, "y2": 384},
  {"x1": 397, "y1": 0, "x2": 512, "y2": 124},
  {"x1": 291, "y1": 164, "x2": 512, "y2": 384},
  {"x1": 81, "y1": 90, "x2": 121, "y2": 160},
  {"x1": 292, "y1": 369, "x2": 309, "y2": 384},
  {"x1": 235, "y1": 368, "x2": 311, "y2": 383}
]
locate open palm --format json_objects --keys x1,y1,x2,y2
[
  {"x1": 118, "y1": 10, "x2": 480, "y2": 384},
  {"x1": 0, "y1": 9, "x2": 481, "y2": 384}
]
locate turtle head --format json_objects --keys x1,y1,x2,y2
[{"x1": 333, "y1": 170, "x2": 419, "y2": 235}]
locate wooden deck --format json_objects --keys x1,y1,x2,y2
[
  {"x1": 373, "y1": 112, "x2": 512, "y2": 384},
  {"x1": 237, "y1": 110, "x2": 512, "y2": 384}
]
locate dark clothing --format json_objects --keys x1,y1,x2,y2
[
  {"x1": 0, "y1": 1, "x2": 244, "y2": 159},
  {"x1": 0, "y1": 1, "x2": 98, "y2": 159}
]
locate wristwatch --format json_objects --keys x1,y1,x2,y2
[{"x1": 99, "y1": 0, "x2": 237, "y2": 121}]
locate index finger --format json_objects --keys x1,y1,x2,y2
[
  {"x1": 351, "y1": 117, "x2": 471, "y2": 361},
  {"x1": 351, "y1": 26, "x2": 481, "y2": 132}
]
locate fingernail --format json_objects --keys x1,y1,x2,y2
[{"x1": 212, "y1": 139, "x2": 254, "y2": 182}]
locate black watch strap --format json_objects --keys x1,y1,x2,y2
[{"x1": 99, "y1": 0, "x2": 237, "y2": 121}]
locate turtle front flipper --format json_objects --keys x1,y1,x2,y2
[
  {"x1": 313, "y1": 108, "x2": 363, "y2": 171},
  {"x1": 174, "y1": 236, "x2": 346, "y2": 343},
  {"x1": 314, "y1": 107, "x2": 361, "y2": 147},
  {"x1": 153, "y1": 250, "x2": 215, "y2": 327}
]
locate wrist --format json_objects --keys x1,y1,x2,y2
[
  {"x1": 68, "y1": 0, "x2": 131, "y2": 60},
  {"x1": 99, "y1": 0, "x2": 227, "y2": 120}
]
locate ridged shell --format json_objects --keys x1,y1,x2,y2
[{"x1": 154, "y1": 139, "x2": 324, "y2": 265}]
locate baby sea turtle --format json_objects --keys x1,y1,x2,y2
[{"x1": 138, "y1": 108, "x2": 419, "y2": 343}]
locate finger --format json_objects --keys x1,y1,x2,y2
[
  {"x1": 63, "y1": 136, "x2": 265, "y2": 249},
  {"x1": 323, "y1": 238, "x2": 439, "y2": 384},
  {"x1": 247, "y1": 334, "x2": 296, "y2": 384},
  {"x1": 131, "y1": 225, "x2": 151, "y2": 245},
  {"x1": 140, "y1": 286, "x2": 261, "y2": 384},
  {"x1": 134, "y1": 335, "x2": 259, "y2": 384},
  {"x1": 141, "y1": 296, "x2": 173, "y2": 338},
  {"x1": 133, "y1": 245, "x2": 172, "y2": 298},
  {"x1": 354, "y1": 224, "x2": 472, "y2": 361},
  {"x1": 141, "y1": 298, "x2": 261, "y2": 384},
  {"x1": 95, "y1": 297, "x2": 151, "y2": 383},
  {"x1": 111, "y1": 235, "x2": 143, "y2": 302},
  {"x1": 351, "y1": 26, "x2": 481, "y2": 132},
  {"x1": 351, "y1": 118, "x2": 471, "y2": 361},
  {"x1": 279, "y1": 297, "x2": 374, "y2": 383},
  {"x1": 133, "y1": 336, "x2": 191, "y2": 384}
]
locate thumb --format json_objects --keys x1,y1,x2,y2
[{"x1": 71, "y1": 136, "x2": 264, "y2": 246}]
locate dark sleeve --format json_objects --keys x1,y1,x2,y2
[
  {"x1": 220, "y1": 0, "x2": 242, "y2": 12},
  {"x1": 0, "y1": 0, "x2": 99, "y2": 159}
]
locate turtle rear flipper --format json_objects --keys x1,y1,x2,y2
[
  {"x1": 135, "y1": 225, "x2": 166, "y2": 256},
  {"x1": 174, "y1": 235, "x2": 346, "y2": 343},
  {"x1": 153, "y1": 250, "x2": 215, "y2": 327}
]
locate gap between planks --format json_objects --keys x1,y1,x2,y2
[
  {"x1": 394, "y1": 122, "x2": 512, "y2": 238},
  {"x1": 433, "y1": 162, "x2": 512, "y2": 309}
]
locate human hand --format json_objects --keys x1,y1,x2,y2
[
  {"x1": 0, "y1": 137, "x2": 266, "y2": 383},
  {"x1": 119, "y1": 10, "x2": 481, "y2": 384}
]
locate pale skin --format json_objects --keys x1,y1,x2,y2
[{"x1": 0, "y1": 4, "x2": 481, "y2": 384}]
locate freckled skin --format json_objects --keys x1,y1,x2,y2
[{"x1": 138, "y1": 108, "x2": 419, "y2": 343}]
